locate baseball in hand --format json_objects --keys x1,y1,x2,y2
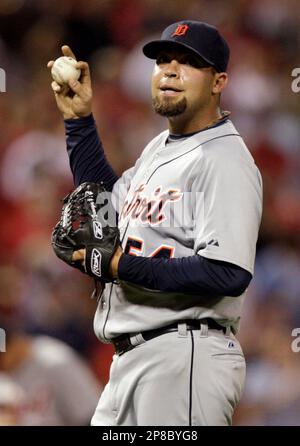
[{"x1": 51, "y1": 56, "x2": 81, "y2": 85}]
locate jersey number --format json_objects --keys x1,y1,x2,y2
[{"x1": 124, "y1": 237, "x2": 174, "y2": 259}]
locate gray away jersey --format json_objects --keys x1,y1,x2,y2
[{"x1": 94, "y1": 120, "x2": 263, "y2": 339}]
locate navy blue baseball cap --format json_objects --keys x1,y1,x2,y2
[{"x1": 143, "y1": 20, "x2": 230, "y2": 72}]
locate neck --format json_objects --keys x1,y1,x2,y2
[{"x1": 168, "y1": 106, "x2": 222, "y2": 135}]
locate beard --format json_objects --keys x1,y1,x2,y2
[{"x1": 152, "y1": 95, "x2": 187, "y2": 117}]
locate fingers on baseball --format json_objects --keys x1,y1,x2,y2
[
  {"x1": 67, "y1": 79, "x2": 82, "y2": 94},
  {"x1": 61, "y1": 45, "x2": 76, "y2": 59},
  {"x1": 47, "y1": 60, "x2": 54, "y2": 68},
  {"x1": 51, "y1": 81, "x2": 61, "y2": 93},
  {"x1": 76, "y1": 61, "x2": 92, "y2": 87},
  {"x1": 51, "y1": 81, "x2": 71, "y2": 98}
]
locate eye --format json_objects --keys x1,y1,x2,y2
[
  {"x1": 156, "y1": 54, "x2": 171, "y2": 65},
  {"x1": 182, "y1": 54, "x2": 208, "y2": 68},
  {"x1": 182, "y1": 55, "x2": 198, "y2": 67}
]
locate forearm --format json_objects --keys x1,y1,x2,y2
[
  {"x1": 117, "y1": 254, "x2": 252, "y2": 297},
  {"x1": 65, "y1": 114, "x2": 119, "y2": 190}
]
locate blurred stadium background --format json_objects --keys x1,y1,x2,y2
[{"x1": 0, "y1": 0, "x2": 300, "y2": 425}]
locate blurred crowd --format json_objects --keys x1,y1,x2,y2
[{"x1": 0, "y1": 0, "x2": 300, "y2": 425}]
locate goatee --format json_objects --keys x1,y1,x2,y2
[{"x1": 152, "y1": 96, "x2": 187, "y2": 117}]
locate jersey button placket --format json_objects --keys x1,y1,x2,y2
[{"x1": 144, "y1": 153, "x2": 160, "y2": 181}]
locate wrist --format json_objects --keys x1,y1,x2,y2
[
  {"x1": 109, "y1": 248, "x2": 123, "y2": 279},
  {"x1": 64, "y1": 113, "x2": 94, "y2": 128},
  {"x1": 63, "y1": 111, "x2": 92, "y2": 120},
  {"x1": 63, "y1": 114, "x2": 80, "y2": 120}
]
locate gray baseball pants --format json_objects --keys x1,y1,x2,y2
[{"x1": 91, "y1": 321, "x2": 246, "y2": 426}]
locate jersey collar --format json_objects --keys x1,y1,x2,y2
[{"x1": 167, "y1": 111, "x2": 231, "y2": 143}]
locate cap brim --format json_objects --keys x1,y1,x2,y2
[{"x1": 142, "y1": 40, "x2": 214, "y2": 68}]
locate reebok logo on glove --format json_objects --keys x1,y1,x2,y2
[
  {"x1": 93, "y1": 221, "x2": 103, "y2": 239},
  {"x1": 91, "y1": 248, "x2": 102, "y2": 277}
]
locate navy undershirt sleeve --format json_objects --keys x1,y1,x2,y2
[
  {"x1": 118, "y1": 254, "x2": 252, "y2": 297},
  {"x1": 64, "y1": 114, "x2": 119, "y2": 191}
]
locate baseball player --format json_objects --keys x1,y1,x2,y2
[{"x1": 48, "y1": 21, "x2": 263, "y2": 426}]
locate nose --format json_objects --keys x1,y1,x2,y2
[{"x1": 163, "y1": 59, "x2": 180, "y2": 78}]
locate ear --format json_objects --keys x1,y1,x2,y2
[{"x1": 212, "y1": 72, "x2": 228, "y2": 94}]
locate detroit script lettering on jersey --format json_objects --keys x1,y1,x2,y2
[{"x1": 120, "y1": 184, "x2": 183, "y2": 226}]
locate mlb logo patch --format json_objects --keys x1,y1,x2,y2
[{"x1": 227, "y1": 341, "x2": 235, "y2": 348}]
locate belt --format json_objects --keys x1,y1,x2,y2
[{"x1": 112, "y1": 319, "x2": 227, "y2": 356}]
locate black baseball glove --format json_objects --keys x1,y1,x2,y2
[{"x1": 51, "y1": 182, "x2": 120, "y2": 283}]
